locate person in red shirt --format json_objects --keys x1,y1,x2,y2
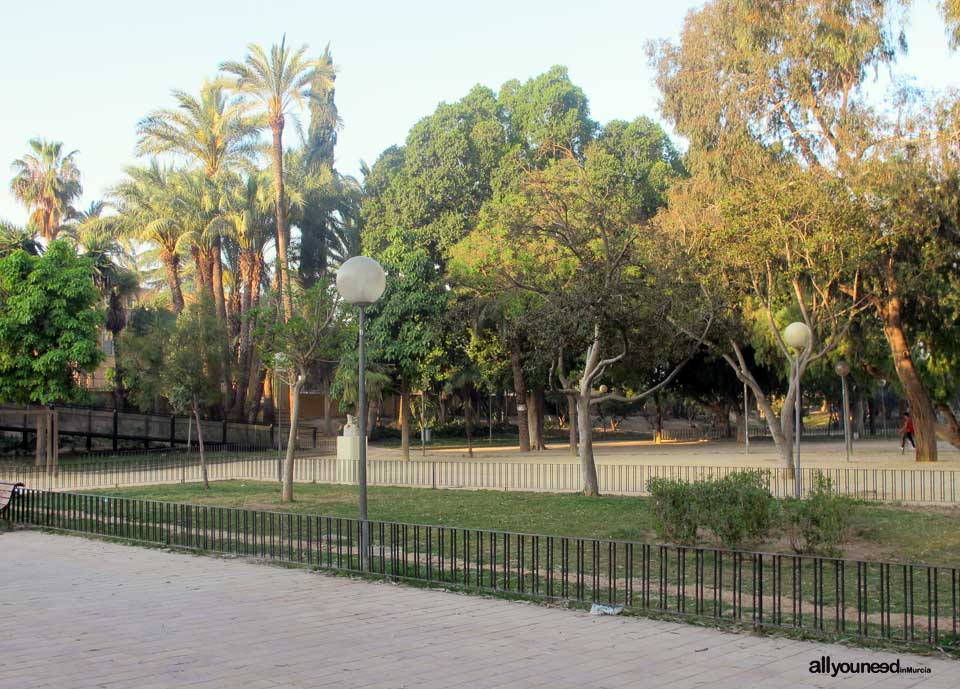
[{"x1": 900, "y1": 412, "x2": 915, "y2": 454}]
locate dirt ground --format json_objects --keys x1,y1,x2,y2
[{"x1": 370, "y1": 436, "x2": 960, "y2": 469}]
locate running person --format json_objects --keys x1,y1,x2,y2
[{"x1": 900, "y1": 412, "x2": 916, "y2": 453}]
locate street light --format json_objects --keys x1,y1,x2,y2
[
  {"x1": 835, "y1": 361, "x2": 853, "y2": 462},
  {"x1": 336, "y1": 256, "x2": 386, "y2": 570},
  {"x1": 783, "y1": 321, "x2": 811, "y2": 497}
]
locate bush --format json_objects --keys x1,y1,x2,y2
[
  {"x1": 700, "y1": 471, "x2": 779, "y2": 548},
  {"x1": 648, "y1": 471, "x2": 778, "y2": 548},
  {"x1": 782, "y1": 475, "x2": 853, "y2": 556},
  {"x1": 648, "y1": 478, "x2": 701, "y2": 544}
]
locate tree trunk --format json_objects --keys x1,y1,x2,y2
[
  {"x1": 734, "y1": 406, "x2": 746, "y2": 443},
  {"x1": 197, "y1": 249, "x2": 214, "y2": 297},
  {"x1": 161, "y1": 250, "x2": 185, "y2": 314},
  {"x1": 282, "y1": 377, "x2": 304, "y2": 502},
  {"x1": 465, "y1": 394, "x2": 474, "y2": 458},
  {"x1": 509, "y1": 343, "x2": 531, "y2": 452},
  {"x1": 854, "y1": 395, "x2": 865, "y2": 439},
  {"x1": 111, "y1": 327, "x2": 126, "y2": 411},
  {"x1": 193, "y1": 398, "x2": 209, "y2": 491},
  {"x1": 231, "y1": 251, "x2": 255, "y2": 419},
  {"x1": 566, "y1": 393, "x2": 577, "y2": 456},
  {"x1": 880, "y1": 297, "x2": 938, "y2": 461},
  {"x1": 323, "y1": 378, "x2": 334, "y2": 436},
  {"x1": 270, "y1": 122, "x2": 293, "y2": 322},
  {"x1": 400, "y1": 384, "x2": 411, "y2": 461},
  {"x1": 211, "y1": 234, "x2": 228, "y2": 323},
  {"x1": 262, "y1": 370, "x2": 276, "y2": 425},
  {"x1": 247, "y1": 362, "x2": 266, "y2": 423},
  {"x1": 526, "y1": 391, "x2": 541, "y2": 450},
  {"x1": 367, "y1": 397, "x2": 378, "y2": 438},
  {"x1": 936, "y1": 403, "x2": 960, "y2": 448},
  {"x1": 576, "y1": 394, "x2": 599, "y2": 495}
]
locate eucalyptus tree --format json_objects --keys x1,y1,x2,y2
[
  {"x1": 649, "y1": 0, "x2": 958, "y2": 461},
  {"x1": 10, "y1": 139, "x2": 82, "y2": 241},
  {"x1": 220, "y1": 37, "x2": 336, "y2": 321}
]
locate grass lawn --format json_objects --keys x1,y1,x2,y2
[{"x1": 92, "y1": 480, "x2": 960, "y2": 567}]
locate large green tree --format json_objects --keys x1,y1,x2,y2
[
  {"x1": 0, "y1": 241, "x2": 103, "y2": 404},
  {"x1": 453, "y1": 118, "x2": 703, "y2": 495},
  {"x1": 650, "y1": 0, "x2": 959, "y2": 462}
]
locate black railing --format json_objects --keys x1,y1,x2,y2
[{"x1": 9, "y1": 488, "x2": 959, "y2": 651}]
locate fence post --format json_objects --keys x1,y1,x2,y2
[
  {"x1": 313, "y1": 427, "x2": 318, "y2": 449},
  {"x1": 432, "y1": 461, "x2": 436, "y2": 490},
  {"x1": 170, "y1": 415, "x2": 176, "y2": 448},
  {"x1": 112, "y1": 409, "x2": 119, "y2": 452},
  {"x1": 270, "y1": 423, "x2": 275, "y2": 448}
]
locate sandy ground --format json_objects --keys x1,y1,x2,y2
[{"x1": 369, "y1": 437, "x2": 960, "y2": 470}]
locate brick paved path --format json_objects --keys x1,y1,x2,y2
[{"x1": 1, "y1": 531, "x2": 956, "y2": 689}]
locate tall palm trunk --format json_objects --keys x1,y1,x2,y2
[
  {"x1": 161, "y1": 249, "x2": 185, "y2": 314},
  {"x1": 211, "y1": 235, "x2": 228, "y2": 322},
  {"x1": 270, "y1": 120, "x2": 293, "y2": 321},
  {"x1": 232, "y1": 250, "x2": 256, "y2": 418}
]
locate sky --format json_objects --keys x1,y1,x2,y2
[{"x1": 1, "y1": 0, "x2": 959, "y2": 223}]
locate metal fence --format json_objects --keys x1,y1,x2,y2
[
  {"x1": 3, "y1": 454, "x2": 959, "y2": 504},
  {"x1": 8, "y1": 488, "x2": 958, "y2": 651}
]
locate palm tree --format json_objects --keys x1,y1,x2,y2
[
  {"x1": 74, "y1": 223, "x2": 139, "y2": 409},
  {"x1": 10, "y1": 139, "x2": 82, "y2": 241},
  {"x1": 220, "y1": 37, "x2": 336, "y2": 321},
  {"x1": 111, "y1": 163, "x2": 192, "y2": 313},
  {"x1": 219, "y1": 171, "x2": 275, "y2": 417},
  {"x1": 137, "y1": 80, "x2": 259, "y2": 325},
  {"x1": 0, "y1": 220, "x2": 42, "y2": 257}
]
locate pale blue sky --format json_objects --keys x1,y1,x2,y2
[{"x1": 1, "y1": 0, "x2": 958, "y2": 223}]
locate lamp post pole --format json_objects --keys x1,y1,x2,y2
[
  {"x1": 358, "y1": 306, "x2": 367, "y2": 525},
  {"x1": 336, "y1": 255, "x2": 386, "y2": 573},
  {"x1": 794, "y1": 360, "x2": 802, "y2": 497},
  {"x1": 783, "y1": 321, "x2": 811, "y2": 499}
]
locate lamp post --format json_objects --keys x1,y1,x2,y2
[
  {"x1": 783, "y1": 321, "x2": 812, "y2": 497},
  {"x1": 835, "y1": 361, "x2": 853, "y2": 462},
  {"x1": 336, "y1": 256, "x2": 386, "y2": 570}
]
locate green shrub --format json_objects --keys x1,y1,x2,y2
[
  {"x1": 647, "y1": 478, "x2": 702, "y2": 544},
  {"x1": 782, "y1": 475, "x2": 853, "y2": 556},
  {"x1": 648, "y1": 471, "x2": 778, "y2": 548}
]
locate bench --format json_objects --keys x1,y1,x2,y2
[{"x1": 0, "y1": 481, "x2": 24, "y2": 516}]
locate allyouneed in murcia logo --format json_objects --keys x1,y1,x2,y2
[{"x1": 809, "y1": 656, "x2": 931, "y2": 678}]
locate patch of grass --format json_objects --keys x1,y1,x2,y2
[{"x1": 90, "y1": 480, "x2": 960, "y2": 566}]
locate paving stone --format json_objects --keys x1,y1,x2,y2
[{"x1": 1, "y1": 531, "x2": 955, "y2": 688}]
